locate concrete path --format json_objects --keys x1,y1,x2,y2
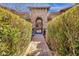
[{"x1": 24, "y1": 34, "x2": 52, "y2": 56}]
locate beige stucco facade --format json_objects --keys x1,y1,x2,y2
[{"x1": 29, "y1": 7, "x2": 49, "y2": 29}]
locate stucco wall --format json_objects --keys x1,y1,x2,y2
[{"x1": 30, "y1": 8, "x2": 48, "y2": 29}]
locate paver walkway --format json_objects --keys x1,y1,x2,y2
[{"x1": 24, "y1": 34, "x2": 52, "y2": 56}]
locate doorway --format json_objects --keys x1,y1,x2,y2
[{"x1": 35, "y1": 17, "x2": 43, "y2": 34}]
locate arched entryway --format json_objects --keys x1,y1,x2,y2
[
  {"x1": 35, "y1": 17, "x2": 43, "y2": 34},
  {"x1": 32, "y1": 17, "x2": 46, "y2": 37}
]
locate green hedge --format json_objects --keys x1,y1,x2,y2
[
  {"x1": 0, "y1": 7, "x2": 32, "y2": 56},
  {"x1": 47, "y1": 5, "x2": 79, "y2": 56}
]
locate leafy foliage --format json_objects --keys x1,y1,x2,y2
[
  {"x1": 0, "y1": 7, "x2": 32, "y2": 55},
  {"x1": 47, "y1": 5, "x2": 79, "y2": 56}
]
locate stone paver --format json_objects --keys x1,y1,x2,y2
[{"x1": 24, "y1": 34, "x2": 52, "y2": 56}]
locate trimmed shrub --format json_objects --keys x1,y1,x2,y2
[
  {"x1": 47, "y1": 5, "x2": 79, "y2": 56},
  {"x1": 0, "y1": 7, "x2": 32, "y2": 56}
]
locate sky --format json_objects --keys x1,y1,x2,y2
[{"x1": 0, "y1": 3, "x2": 75, "y2": 13}]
